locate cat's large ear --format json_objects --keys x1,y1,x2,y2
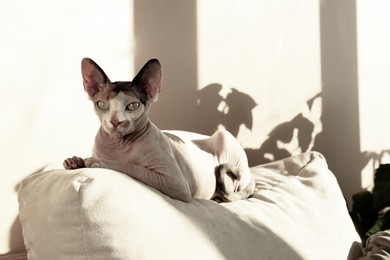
[
  {"x1": 132, "y1": 59, "x2": 162, "y2": 102},
  {"x1": 81, "y1": 58, "x2": 110, "y2": 98}
]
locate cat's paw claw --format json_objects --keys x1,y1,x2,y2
[{"x1": 63, "y1": 156, "x2": 85, "y2": 169}]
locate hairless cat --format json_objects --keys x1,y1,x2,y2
[{"x1": 64, "y1": 58, "x2": 255, "y2": 202}]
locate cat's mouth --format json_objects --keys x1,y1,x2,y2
[
  {"x1": 106, "y1": 126, "x2": 134, "y2": 138},
  {"x1": 103, "y1": 120, "x2": 133, "y2": 138},
  {"x1": 108, "y1": 128, "x2": 131, "y2": 138}
]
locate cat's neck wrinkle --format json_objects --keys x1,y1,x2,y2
[{"x1": 125, "y1": 117, "x2": 151, "y2": 143}]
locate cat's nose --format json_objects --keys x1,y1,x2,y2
[{"x1": 110, "y1": 119, "x2": 123, "y2": 128}]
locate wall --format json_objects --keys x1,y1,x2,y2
[
  {"x1": 135, "y1": 0, "x2": 323, "y2": 163},
  {"x1": 357, "y1": 0, "x2": 390, "y2": 188},
  {"x1": 2, "y1": 0, "x2": 390, "y2": 255},
  {"x1": 317, "y1": 0, "x2": 361, "y2": 208},
  {"x1": 135, "y1": 0, "x2": 390, "y2": 207},
  {"x1": 0, "y1": 0, "x2": 134, "y2": 254}
]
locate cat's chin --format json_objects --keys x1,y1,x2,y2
[
  {"x1": 111, "y1": 131, "x2": 128, "y2": 138},
  {"x1": 102, "y1": 125, "x2": 133, "y2": 139},
  {"x1": 104, "y1": 129, "x2": 129, "y2": 139}
]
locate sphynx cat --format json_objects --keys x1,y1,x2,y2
[{"x1": 64, "y1": 58, "x2": 255, "y2": 202}]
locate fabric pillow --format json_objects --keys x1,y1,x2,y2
[
  {"x1": 18, "y1": 152, "x2": 362, "y2": 260},
  {"x1": 360, "y1": 230, "x2": 390, "y2": 259}
]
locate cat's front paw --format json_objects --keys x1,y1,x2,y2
[
  {"x1": 63, "y1": 156, "x2": 85, "y2": 169},
  {"x1": 84, "y1": 157, "x2": 106, "y2": 168}
]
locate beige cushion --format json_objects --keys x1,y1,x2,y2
[{"x1": 18, "y1": 152, "x2": 362, "y2": 259}]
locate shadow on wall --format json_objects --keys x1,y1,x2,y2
[
  {"x1": 246, "y1": 94, "x2": 320, "y2": 166},
  {"x1": 193, "y1": 88, "x2": 322, "y2": 166},
  {"x1": 174, "y1": 82, "x2": 319, "y2": 166},
  {"x1": 246, "y1": 113, "x2": 315, "y2": 166},
  {"x1": 191, "y1": 83, "x2": 257, "y2": 137},
  {"x1": 133, "y1": 0, "x2": 384, "y2": 211},
  {"x1": 192, "y1": 85, "x2": 390, "y2": 191}
]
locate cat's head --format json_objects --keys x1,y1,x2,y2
[{"x1": 81, "y1": 58, "x2": 162, "y2": 138}]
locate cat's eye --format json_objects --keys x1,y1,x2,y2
[
  {"x1": 96, "y1": 101, "x2": 109, "y2": 110},
  {"x1": 126, "y1": 102, "x2": 140, "y2": 111}
]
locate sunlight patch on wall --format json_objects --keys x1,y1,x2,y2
[
  {"x1": 357, "y1": 0, "x2": 390, "y2": 189},
  {"x1": 0, "y1": 0, "x2": 134, "y2": 253},
  {"x1": 196, "y1": 0, "x2": 321, "y2": 162},
  {"x1": 0, "y1": 0, "x2": 134, "y2": 165}
]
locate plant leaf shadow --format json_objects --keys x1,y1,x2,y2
[{"x1": 191, "y1": 83, "x2": 257, "y2": 138}]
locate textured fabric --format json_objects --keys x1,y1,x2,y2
[
  {"x1": 0, "y1": 253, "x2": 27, "y2": 260},
  {"x1": 360, "y1": 230, "x2": 390, "y2": 259},
  {"x1": 18, "y1": 152, "x2": 362, "y2": 260}
]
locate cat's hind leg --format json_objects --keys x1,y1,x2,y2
[
  {"x1": 193, "y1": 129, "x2": 255, "y2": 202},
  {"x1": 211, "y1": 163, "x2": 255, "y2": 202}
]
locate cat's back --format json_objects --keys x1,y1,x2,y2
[{"x1": 163, "y1": 130, "x2": 216, "y2": 199}]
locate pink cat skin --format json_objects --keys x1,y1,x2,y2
[{"x1": 64, "y1": 58, "x2": 255, "y2": 202}]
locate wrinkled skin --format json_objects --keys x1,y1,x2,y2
[{"x1": 64, "y1": 58, "x2": 255, "y2": 202}]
